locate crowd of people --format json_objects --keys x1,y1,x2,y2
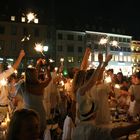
[{"x1": 0, "y1": 48, "x2": 140, "y2": 140}]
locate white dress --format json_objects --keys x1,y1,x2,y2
[
  {"x1": 62, "y1": 115, "x2": 75, "y2": 140},
  {"x1": 89, "y1": 83, "x2": 111, "y2": 125},
  {"x1": 43, "y1": 78, "x2": 61, "y2": 120}
]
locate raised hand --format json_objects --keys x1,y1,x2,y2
[
  {"x1": 104, "y1": 54, "x2": 112, "y2": 66},
  {"x1": 19, "y1": 50, "x2": 25, "y2": 58},
  {"x1": 98, "y1": 53, "x2": 103, "y2": 64}
]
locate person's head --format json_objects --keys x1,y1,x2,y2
[
  {"x1": 78, "y1": 96, "x2": 97, "y2": 121},
  {"x1": 26, "y1": 67, "x2": 38, "y2": 83},
  {"x1": 107, "y1": 69, "x2": 114, "y2": 76},
  {"x1": 116, "y1": 72, "x2": 124, "y2": 83},
  {"x1": 6, "y1": 109, "x2": 40, "y2": 140}
]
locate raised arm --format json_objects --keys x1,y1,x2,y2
[
  {"x1": 0, "y1": 50, "x2": 25, "y2": 80},
  {"x1": 79, "y1": 53, "x2": 103, "y2": 96},
  {"x1": 79, "y1": 54, "x2": 112, "y2": 96},
  {"x1": 12, "y1": 50, "x2": 25, "y2": 70},
  {"x1": 80, "y1": 47, "x2": 91, "y2": 70},
  {"x1": 97, "y1": 54, "x2": 112, "y2": 82}
]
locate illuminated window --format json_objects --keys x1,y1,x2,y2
[
  {"x1": 34, "y1": 18, "x2": 39, "y2": 24},
  {"x1": 128, "y1": 56, "x2": 131, "y2": 62},
  {"x1": 67, "y1": 57, "x2": 74, "y2": 63},
  {"x1": 119, "y1": 55, "x2": 123, "y2": 61},
  {"x1": 94, "y1": 53, "x2": 98, "y2": 61},
  {"x1": 112, "y1": 55, "x2": 115, "y2": 61},
  {"x1": 124, "y1": 56, "x2": 127, "y2": 62},
  {"x1": 21, "y1": 17, "x2": 26, "y2": 22},
  {"x1": 11, "y1": 16, "x2": 15, "y2": 21},
  {"x1": 115, "y1": 55, "x2": 118, "y2": 61}
]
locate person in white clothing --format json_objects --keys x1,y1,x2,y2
[
  {"x1": 0, "y1": 50, "x2": 25, "y2": 104},
  {"x1": 73, "y1": 91, "x2": 140, "y2": 140},
  {"x1": 0, "y1": 50, "x2": 25, "y2": 117},
  {"x1": 62, "y1": 101, "x2": 75, "y2": 140}
]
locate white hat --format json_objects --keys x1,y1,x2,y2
[{"x1": 78, "y1": 96, "x2": 97, "y2": 121}]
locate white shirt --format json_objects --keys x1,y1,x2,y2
[{"x1": 0, "y1": 67, "x2": 14, "y2": 105}]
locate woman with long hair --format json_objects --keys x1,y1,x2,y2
[{"x1": 6, "y1": 109, "x2": 40, "y2": 140}]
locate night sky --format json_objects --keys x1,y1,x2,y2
[{"x1": 0, "y1": 0, "x2": 140, "y2": 39}]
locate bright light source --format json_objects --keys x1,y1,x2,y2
[
  {"x1": 21, "y1": 17, "x2": 26, "y2": 22},
  {"x1": 34, "y1": 43, "x2": 43, "y2": 52},
  {"x1": 28, "y1": 65, "x2": 33, "y2": 68},
  {"x1": 26, "y1": 12, "x2": 36, "y2": 23},
  {"x1": 99, "y1": 37, "x2": 108, "y2": 45},
  {"x1": 119, "y1": 52, "x2": 123, "y2": 56},
  {"x1": 14, "y1": 70, "x2": 18, "y2": 74},
  {"x1": 34, "y1": 43, "x2": 45, "y2": 56},
  {"x1": 54, "y1": 67, "x2": 58, "y2": 72},
  {"x1": 0, "y1": 78, "x2": 7, "y2": 86},
  {"x1": 60, "y1": 58, "x2": 64, "y2": 62},
  {"x1": 49, "y1": 59, "x2": 55, "y2": 63},
  {"x1": 110, "y1": 40, "x2": 119, "y2": 48},
  {"x1": 43, "y1": 46, "x2": 48, "y2": 52},
  {"x1": 34, "y1": 18, "x2": 39, "y2": 24},
  {"x1": 7, "y1": 65, "x2": 12, "y2": 69},
  {"x1": 21, "y1": 35, "x2": 30, "y2": 42},
  {"x1": 104, "y1": 76, "x2": 112, "y2": 83},
  {"x1": 111, "y1": 40, "x2": 118, "y2": 46},
  {"x1": 114, "y1": 84, "x2": 120, "y2": 89},
  {"x1": 11, "y1": 16, "x2": 15, "y2": 21},
  {"x1": 7, "y1": 58, "x2": 14, "y2": 62}
]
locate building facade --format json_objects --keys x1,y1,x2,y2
[
  {"x1": 56, "y1": 30, "x2": 86, "y2": 68},
  {"x1": 0, "y1": 17, "x2": 134, "y2": 75},
  {"x1": 85, "y1": 31, "x2": 132, "y2": 75},
  {"x1": 131, "y1": 40, "x2": 140, "y2": 72},
  {"x1": 0, "y1": 17, "x2": 51, "y2": 70}
]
